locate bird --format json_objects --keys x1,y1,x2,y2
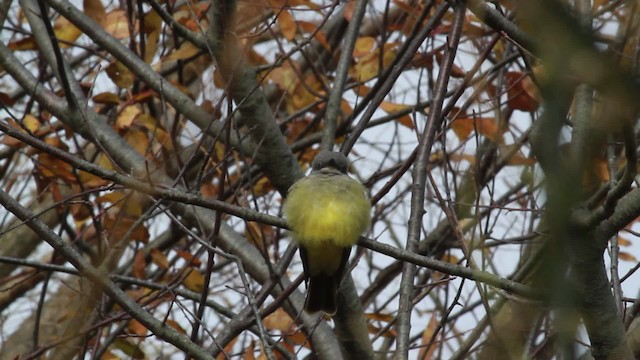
[{"x1": 283, "y1": 150, "x2": 371, "y2": 315}]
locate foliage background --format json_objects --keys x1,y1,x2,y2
[{"x1": 1, "y1": 0, "x2": 640, "y2": 359}]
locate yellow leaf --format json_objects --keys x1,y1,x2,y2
[
  {"x1": 124, "y1": 129, "x2": 150, "y2": 156},
  {"x1": 354, "y1": 37, "x2": 376, "y2": 58},
  {"x1": 379, "y1": 101, "x2": 411, "y2": 113},
  {"x1": 183, "y1": 269, "x2": 205, "y2": 292},
  {"x1": 106, "y1": 61, "x2": 134, "y2": 89},
  {"x1": 166, "y1": 43, "x2": 200, "y2": 61},
  {"x1": 144, "y1": 30, "x2": 160, "y2": 64},
  {"x1": 117, "y1": 106, "x2": 141, "y2": 130},
  {"x1": 104, "y1": 10, "x2": 130, "y2": 39},
  {"x1": 23, "y1": 114, "x2": 41, "y2": 132},
  {"x1": 54, "y1": 16, "x2": 82, "y2": 47}
]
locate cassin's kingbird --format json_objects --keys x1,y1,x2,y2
[{"x1": 283, "y1": 150, "x2": 371, "y2": 315}]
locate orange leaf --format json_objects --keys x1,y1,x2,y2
[
  {"x1": 128, "y1": 320, "x2": 148, "y2": 336},
  {"x1": 150, "y1": 248, "x2": 170, "y2": 269},
  {"x1": 506, "y1": 154, "x2": 536, "y2": 166},
  {"x1": 36, "y1": 153, "x2": 76, "y2": 182},
  {"x1": 364, "y1": 312, "x2": 394, "y2": 322},
  {"x1": 165, "y1": 319, "x2": 186, "y2": 334},
  {"x1": 619, "y1": 251, "x2": 638, "y2": 262},
  {"x1": 263, "y1": 308, "x2": 295, "y2": 331},
  {"x1": 450, "y1": 117, "x2": 499, "y2": 141},
  {"x1": 418, "y1": 315, "x2": 439, "y2": 360},
  {"x1": 278, "y1": 9, "x2": 297, "y2": 40},
  {"x1": 617, "y1": 236, "x2": 632, "y2": 247},
  {"x1": 343, "y1": 1, "x2": 355, "y2": 21},
  {"x1": 367, "y1": 323, "x2": 397, "y2": 338},
  {"x1": 132, "y1": 251, "x2": 146, "y2": 279}
]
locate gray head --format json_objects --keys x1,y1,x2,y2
[{"x1": 311, "y1": 150, "x2": 349, "y2": 174}]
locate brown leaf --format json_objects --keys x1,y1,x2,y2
[
  {"x1": 92, "y1": 92, "x2": 121, "y2": 105},
  {"x1": 132, "y1": 251, "x2": 146, "y2": 279},
  {"x1": 84, "y1": 0, "x2": 106, "y2": 25},
  {"x1": 106, "y1": 61, "x2": 134, "y2": 89},
  {"x1": 127, "y1": 319, "x2": 148, "y2": 336},
  {"x1": 216, "y1": 336, "x2": 238, "y2": 360},
  {"x1": 505, "y1": 72, "x2": 540, "y2": 112},
  {"x1": 418, "y1": 315, "x2": 439, "y2": 360}
]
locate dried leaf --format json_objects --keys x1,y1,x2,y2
[
  {"x1": 116, "y1": 105, "x2": 142, "y2": 130},
  {"x1": 278, "y1": 9, "x2": 297, "y2": 41},
  {"x1": 128, "y1": 320, "x2": 148, "y2": 336},
  {"x1": 418, "y1": 315, "x2": 439, "y2": 360},
  {"x1": 450, "y1": 117, "x2": 500, "y2": 141},
  {"x1": 619, "y1": 251, "x2": 638, "y2": 262},
  {"x1": 150, "y1": 248, "x2": 170, "y2": 269},
  {"x1": 263, "y1": 308, "x2": 295, "y2": 331},
  {"x1": 354, "y1": 37, "x2": 376, "y2": 58},
  {"x1": 183, "y1": 269, "x2": 205, "y2": 293},
  {"x1": 84, "y1": 0, "x2": 106, "y2": 25},
  {"x1": 106, "y1": 61, "x2": 134, "y2": 89},
  {"x1": 505, "y1": 72, "x2": 540, "y2": 112},
  {"x1": 133, "y1": 251, "x2": 146, "y2": 278},
  {"x1": 104, "y1": 10, "x2": 130, "y2": 39},
  {"x1": 617, "y1": 236, "x2": 632, "y2": 247},
  {"x1": 166, "y1": 43, "x2": 201, "y2": 61},
  {"x1": 92, "y1": 92, "x2": 121, "y2": 105},
  {"x1": 364, "y1": 312, "x2": 394, "y2": 322},
  {"x1": 54, "y1": 16, "x2": 82, "y2": 47}
]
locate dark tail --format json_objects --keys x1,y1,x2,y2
[{"x1": 305, "y1": 274, "x2": 338, "y2": 315}]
